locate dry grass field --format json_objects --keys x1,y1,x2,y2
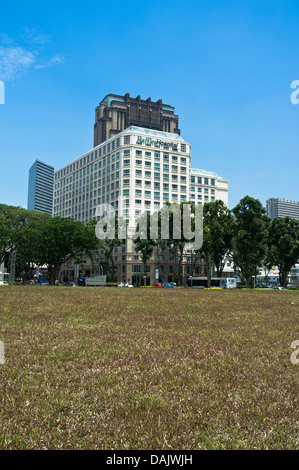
[{"x1": 0, "y1": 285, "x2": 298, "y2": 450}]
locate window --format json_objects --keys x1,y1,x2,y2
[
  {"x1": 136, "y1": 159, "x2": 142, "y2": 166},
  {"x1": 124, "y1": 150, "x2": 130, "y2": 156},
  {"x1": 211, "y1": 179, "x2": 215, "y2": 186},
  {"x1": 172, "y1": 156, "x2": 178, "y2": 161},
  {"x1": 181, "y1": 157, "x2": 186, "y2": 163},
  {"x1": 124, "y1": 135, "x2": 130, "y2": 144},
  {"x1": 204, "y1": 178, "x2": 209, "y2": 185},
  {"x1": 136, "y1": 169, "x2": 142, "y2": 176},
  {"x1": 136, "y1": 150, "x2": 142, "y2": 155},
  {"x1": 197, "y1": 177, "x2": 202, "y2": 184},
  {"x1": 135, "y1": 179, "x2": 142, "y2": 185},
  {"x1": 123, "y1": 179, "x2": 130, "y2": 185},
  {"x1": 135, "y1": 189, "x2": 142, "y2": 195},
  {"x1": 145, "y1": 190, "x2": 151, "y2": 196},
  {"x1": 124, "y1": 159, "x2": 130, "y2": 165},
  {"x1": 180, "y1": 143, "x2": 186, "y2": 152},
  {"x1": 145, "y1": 161, "x2": 151, "y2": 167},
  {"x1": 145, "y1": 152, "x2": 151, "y2": 157},
  {"x1": 172, "y1": 165, "x2": 178, "y2": 171},
  {"x1": 123, "y1": 169, "x2": 130, "y2": 175}
]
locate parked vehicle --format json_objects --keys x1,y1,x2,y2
[{"x1": 152, "y1": 283, "x2": 164, "y2": 287}]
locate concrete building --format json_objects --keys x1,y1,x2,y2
[
  {"x1": 54, "y1": 125, "x2": 228, "y2": 284},
  {"x1": 266, "y1": 197, "x2": 299, "y2": 220},
  {"x1": 190, "y1": 168, "x2": 228, "y2": 206},
  {"x1": 94, "y1": 93, "x2": 180, "y2": 146},
  {"x1": 28, "y1": 160, "x2": 54, "y2": 215}
]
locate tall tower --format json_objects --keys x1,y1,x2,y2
[
  {"x1": 27, "y1": 160, "x2": 54, "y2": 215},
  {"x1": 93, "y1": 93, "x2": 180, "y2": 146}
]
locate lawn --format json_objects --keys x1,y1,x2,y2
[{"x1": 0, "y1": 286, "x2": 298, "y2": 450}]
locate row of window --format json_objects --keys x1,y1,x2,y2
[
  {"x1": 55, "y1": 134, "x2": 189, "y2": 181},
  {"x1": 191, "y1": 176, "x2": 216, "y2": 186}
]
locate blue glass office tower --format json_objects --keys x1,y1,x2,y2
[{"x1": 27, "y1": 160, "x2": 54, "y2": 215}]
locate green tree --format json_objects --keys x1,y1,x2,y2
[
  {"x1": 232, "y1": 196, "x2": 269, "y2": 287},
  {"x1": 0, "y1": 204, "x2": 41, "y2": 266},
  {"x1": 33, "y1": 217, "x2": 99, "y2": 285},
  {"x1": 200, "y1": 201, "x2": 234, "y2": 284},
  {"x1": 94, "y1": 215, "x2": 122, "y2": 282},
  {"x1": 133, "y1": 212, "x2": 157, "y2": 284},
  {"x1": 266, "y1": 217, "x2": 299, "y2": 287}
]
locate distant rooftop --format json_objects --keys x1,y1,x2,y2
[
  {"x1": 122, "y1": 126, "x2": 184, "y2": 141},
  {"x1": 191, "y1": 167, "x2": 222, "y2": 178}
]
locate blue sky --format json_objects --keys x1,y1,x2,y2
[{"x1": 0, "y1": 0, "x2": 298, "y2": 210}]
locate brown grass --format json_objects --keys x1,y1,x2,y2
[{"x1": 0, "y1": 286, "x2": 298, "y2": 450}]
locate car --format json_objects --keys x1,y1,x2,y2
[
  {"x1": 278, "y1": 286, "x2": 288, "y2": 290},
  {"x1": 152, "y1": 283, "x2": 164, "y2": 287},
  {"x1": 163, "y1": 282, "x2": 175, "y2": 287},
  {"x1": 0, "y1": 281, "x2": 8, "y2": 286}
]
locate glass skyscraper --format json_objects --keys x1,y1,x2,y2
[{"x1": 27, "y1": 160, "x2": 54, "y2": 215}]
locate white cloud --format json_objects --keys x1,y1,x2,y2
[
  {"x1": 0, "y1": 29, "x2": 65, "y2": 81},
  {"x1": 0, "y1": 46, "x2": 36, "y2": 81},
  {"x1": 34, "y1": 54, "x2": 65, "y2": 70}
]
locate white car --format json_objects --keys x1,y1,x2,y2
[
  {"x1": 118, "y1": 282, "x2": 134, "y2": 288},
  {"x1": 0, "y1": 281, "x2": 8, "y2": 286}
]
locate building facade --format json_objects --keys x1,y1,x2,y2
[
  {"x1": 94, "y1": 93, "x2": 180, "y2": 146},
  {"x1": 266, "y1": 197, "x2": 299, "y2": 220},
  {"x1": 27, "y1": 160, "x2": 54, "y2": 215},
  {"x1": 54, "y1": 126, "x2": 228, "y2": 284},
  {"x1": 190, "y1": 168, "x2": 228, "y2": 206}
]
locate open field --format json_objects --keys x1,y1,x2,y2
[{"x1": 0, "y1": 286, "x2": 298, "y2": 450}]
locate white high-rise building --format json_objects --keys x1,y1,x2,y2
[
  {"x1": 54, "y1": 126, "x2": 229, "y2": 284},
  {"x1": 266, "y1": 198, "x2": 299, "y2": 220},
  {"x1": 54, "y1": 126, "x2": 228, "y2": 221}
]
